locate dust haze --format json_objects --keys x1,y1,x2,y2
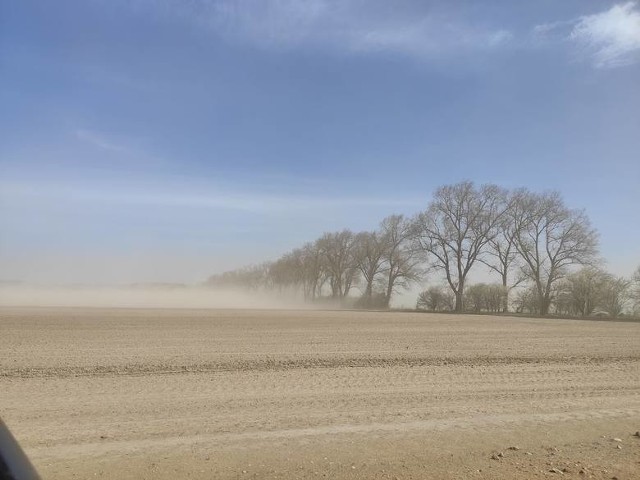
[{"x1": 0, "y1": 284, "x2": 310, "y2": 310}]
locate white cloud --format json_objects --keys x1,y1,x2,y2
[
  {"x1": 534, "y1": 2, "x2": 640, "y2": 68},
  {"x1": 127, "y1": 0, "x2": 512, "y2": 59},
  {"x1": 570, "y1": 2, "x2": 640, "y2": 68}
]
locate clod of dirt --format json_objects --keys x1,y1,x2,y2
[
  {"x1": 490, "y1": 453, "x2": 501, "y2": 461},
  {"x1": 507, "y1": 446, "x2": 520, "y2": 451},
  {"x1": 549, "y1": 467, "x2": 564, "y2": 474},
  {"x1": 634, "y1": 431, "x2": 640, "y2": 437},
  {"x1": 612, "y1": 438, "x2": 622, "y2": 442},
  {"x1": 616, "y1": 444, "x2": 622, "y2": 449}
]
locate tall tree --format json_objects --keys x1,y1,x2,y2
[
  {"x1": 479, "y1": 191, "x2": 525, "y2": 312},
  {"x1": 317, "y1": 230, "x2": 360, "y2": 298},
  {"x1": 354, "y1": 231, "x2": 387, "y2": 307},
  {"x1": 511, "y1": 190, "x2": 599, "y2": 315},
  {"x1": 269, "y1": 252, "x2": 302, "y2": 294},
  {"x1": 379, "y1": 214, "x2": 423, "y2": 308},
  {"x1": 412, "y1": 182, "x2": 507, "y2": 312},
  {"x1": 299, "y1": 242, "x2": 325, "y2": 300},
  {"x1": 632, "y1": 266, "x2": 640, "y2": 315}
]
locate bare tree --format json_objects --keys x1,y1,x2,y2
[
  {"x1": 317, "y1": 230, "x2": 360, "y2": 299},
  {"x1": 412, "y1": 182, "x2": 507, "y2": 312},
  {"x1": 511, "y1": 190, "x2": 599, "y2": 315},
  {"x1": 269, "y1": 252, "x2": 302, "y2": 294},
  {"x1": 554, "y1": 267, "x2": 613, "y2": 316},
  {"x1": 300, "y1": 242, "x2": 325, "y2": 300},
  {"x1": 464, "y1": 283, "x2": 487, "y2": 313},
  {"x1": 513, "y1": 285, "x2": 539, "y2": 314},
  {"x1": 464, "y1": 283, "x2": 505, "y2": 313},
  {"x1": 554, "y1": 267, "x2": 630, "y2": 317},
  {"x1": 379, "y1": 215, "x2": 423, "y2": 308},
  {"x1": 632, "y1": 266, "x2": 640, "y2": 316},
  {"x1": 267, "y1": 242, "x2": 326, "y2": 300},
  {"x1": 599, "y1": 275, "x2": 630, "y2": 317},
  {"x1": 479, "y1": 191, "x2": 526, "y2": 312},
  {"x1": 416, "y1": 286, "x2": 454, "y2": 311},
  {"x1": 354, "y1": 231, "x2": 387, "y2": 307}
]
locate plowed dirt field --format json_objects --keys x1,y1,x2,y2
[{"x1": 1, "y1": 308, "x2": 639, "y2": 479}]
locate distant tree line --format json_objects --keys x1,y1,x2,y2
[
  {"x1": 207, "y1": 214, "x2": 422, "y2": 308},
  {"x1": 206, "y1": 181, "x2": 640, "y2": 317}
]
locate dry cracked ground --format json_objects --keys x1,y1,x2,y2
[{"x1": 1, "y1": 307, "x2": 640, "y2": 479}]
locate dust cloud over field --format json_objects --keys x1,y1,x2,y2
[
  {"x1": 0, "y1": 285, "x2": 308, "y2": 309},
  {"x1": 1, "y1": 308, "x2": 640, "y2": 479}
]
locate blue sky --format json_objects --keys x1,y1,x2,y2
[{"x1": 1, "y1": 0, "x2": 639, "y2": 285}]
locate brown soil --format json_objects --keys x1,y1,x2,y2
[{"x1": 1, "y1": 307, "x2": 639, "y2": 479}]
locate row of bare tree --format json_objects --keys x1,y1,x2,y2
[
  {"x1": 207, "y1": 181, "x2": 639, "y2": 316},
  {"x1": 207, "y1": 215, "x2": 422, "y2": 308},
  {"x1": 412, "y1": 182, "x2": 599, "y2": 314}
]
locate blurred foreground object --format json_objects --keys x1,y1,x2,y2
[{"x1": 0, "y1": 420, "x2": 40, "y2": 480}]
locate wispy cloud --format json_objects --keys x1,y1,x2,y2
[
  {"x1": 532, "y1": 20, "x2": 575, "y2": 41},
  {"x1": 74, "y1": 129, "x2": 165, "y2": 165},
  {"x1": 126, "y1": 0, "x2": 512, "y2": 59},
  {"x1": 1, "y1": 180, "x2": 423, "y2": 214},
  {"x1": 348, "y1": 21, "x2": 513, "y2": 57},
  {"x1": 534, "y1": 2, "x2": 640, "y2": 68},
  {"x1": 75, "y1": 129, "x2": 132, "y2": 154}
]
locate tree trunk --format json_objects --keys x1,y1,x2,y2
[
  {"x1": 539, "y1": 293, "x2": 551, "y2": 316},
  {"x1": 385, "y1": 273, "x2": 394, "y2": 309},
  {"x1": 501, "y1": 276, "x2": 509, "y2": 313},
  {"x1": 363, "y1": 282, "x2": 373, "y2": 308},
  {"x1": 454, "y1": 290, "x2": 464, "y2": 312}
]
